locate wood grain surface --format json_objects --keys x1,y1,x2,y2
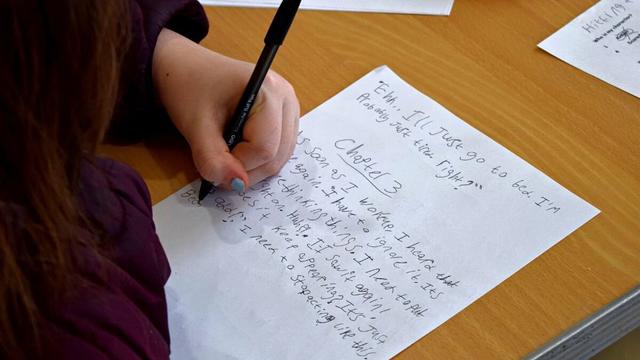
[{"x1": 99, "y1": 1, "x2": 640, "y2": 358}]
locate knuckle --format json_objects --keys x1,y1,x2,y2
[
  {"x1": 282, "y1": 80, "x2": 296, "y2": 96},
  {"x1": 265, "y1": 71, "x2": 295, "y2": 95},
  {"x1": 263, "y1": 71, "x2": 282, "y2": 87},
  {"x1": 253, "y1": 144, "x2": 278, "y2": 164},
  {"x1": 264, "y1": 160, "x2": 284, "y2": 175}
]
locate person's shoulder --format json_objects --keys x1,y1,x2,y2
[{"x1": 84, "y1": 156, "x2": 152, "y2": 217}]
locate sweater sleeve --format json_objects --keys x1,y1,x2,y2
[{"x1": 108, "y1": 0, "x2": 209, "y2": 140}]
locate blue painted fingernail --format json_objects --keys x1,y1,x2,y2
[{"x1": 230, "y1": 178, "x2": 245, "y2": 193}]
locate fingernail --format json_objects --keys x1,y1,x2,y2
[{"x1": 230, "y1": 178, "x2": 245, "y2": 193}]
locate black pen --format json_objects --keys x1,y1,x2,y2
[{"x1": 198, "y1": 0, "x2": 302, "y2": 201}]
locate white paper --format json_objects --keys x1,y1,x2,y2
[
  {"x1": 539, "y1": 0, "x2": 640, "y2": 98},
  {"x1": 198, "y1": 0, "x2": 454, "y2": 16},
  {"x1": 154, "y1": 66, "x2": 599, "y2": 360}
]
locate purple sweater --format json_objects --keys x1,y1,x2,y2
[{"x1": 43, "y1": 1, "x2": 208, "y2": 358}]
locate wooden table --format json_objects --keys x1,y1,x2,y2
[{"x1": 100, "y1": 1, "x2": 640, "y2": 358}]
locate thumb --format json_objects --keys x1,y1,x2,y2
[{"x1": 190, "y1": 134, "x2": 249, "y2": 193}]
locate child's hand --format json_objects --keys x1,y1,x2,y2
[{"x1": 152, "y1": 28, "x2": 300, "y2": 191}]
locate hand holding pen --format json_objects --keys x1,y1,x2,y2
[
  {"x1": 198, "y1": 0, "x2": 302, "y2": 200},
  {"x1": 151, "y1": 0, "x2": 301, "y2": 202}
]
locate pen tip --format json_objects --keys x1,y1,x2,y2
[{"x1": 198, "y1": 180, "x2": 212, "y2": 202}]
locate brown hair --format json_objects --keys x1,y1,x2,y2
[{"x1": 0, "y1": 0, "x2": 129, "y2": 357}]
